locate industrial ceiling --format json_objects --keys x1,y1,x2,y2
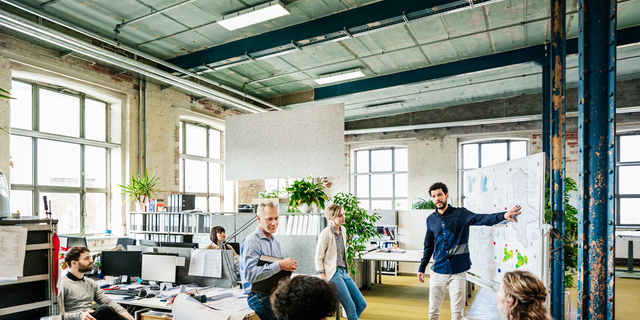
[{"x1": 2, "y1": 0, "x2": 640, "y2": 124}]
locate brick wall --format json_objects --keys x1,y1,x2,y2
[{"x1": 0, "y1": 55, "x2": 10, "y2": 182}]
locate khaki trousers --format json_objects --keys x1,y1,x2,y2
[{"x1": 428, "y1": 270, "x2": 466, "y2": 320}]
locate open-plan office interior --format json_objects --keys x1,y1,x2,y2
[{"x1": 1, "y1": 0, "x2": 640, "y2": 319}]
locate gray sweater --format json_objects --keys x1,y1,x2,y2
[{"x1": 63, "y1": 273, "x2": 126, "y2": 320}]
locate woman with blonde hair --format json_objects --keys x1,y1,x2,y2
[
  {"x1": 315, "y1": 204, "x2": 367, "y2": 320},
  {"x1": 498, "y1": 270, "x2": 551, "y2": 320}
]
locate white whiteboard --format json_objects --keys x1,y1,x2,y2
[
  {"x1": 464, "y1": 153, "x2": 547, "y2": 286},
  {"x1": 225, "y1": 103, "x2": 344, "y2": 180}
]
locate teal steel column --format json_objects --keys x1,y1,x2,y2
[
  {"x1": 577, "y1": 0, "x2": 616, "y2": 317},
  {"x1": 550, "y1": 0, "x2": 566, "y2": 318},
  {"x1": 542, "y1": 62, "x2": 551, "y2": 172}
]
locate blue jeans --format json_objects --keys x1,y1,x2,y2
[
  {"x1": 247, "y1": 292, "x2": 277, "y2": 320},
  {"x1": 330, "y1": 267, "x2": 367, "y2": 320}
]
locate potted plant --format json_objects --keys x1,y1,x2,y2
[
  {"x1": 332, "y1": 192, "x2": 381, "y2": 275},
  {"x1": 412, "y1": 197, "x2": 436, "y2": 210},
  {"x1": 118, "y1": 168, "x2": 160, "y2": 212},
  {"x1": 285, "y1": 176, "x2": 328, "y2": 213}
]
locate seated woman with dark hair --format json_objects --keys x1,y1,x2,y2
[
  {"x1": 498, "y1": 270, "x2": 551, "y2": 320},
  {"x1": 270, "y1": 275, "x2": 338, "y2": 320},
  {"x1": 205, "y1": 226, "x2": 238, "y2": 255}
]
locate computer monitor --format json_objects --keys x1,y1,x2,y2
[
  {"x1": 141, "y1": 253, "x2": 178, "y2": 283},
  {"x1": 60, "y1": 236, "x2": 88, "y2": 248},
  {"x1": 227, "y1": 242, "x2": 240, "y2": 254},
  {"x1": 116, "y1": 238, "x2": 137, "y2": 247},
  {"x1": 139, "y1": 239, "x2": 159, "y2": 247},
  {"x1": 101, "y1": 251, "x2": 142, "y2": 277},
  {"x1": 160, "y1": 242, "x2": 199, "y2": 249}
]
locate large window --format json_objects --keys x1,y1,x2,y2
[
  {"x1": 178, "y1": 121, "x2": 224, "y2": 212},
  {"x1": 617, "y1": 134, "x2": 640, "y2": 226},
  {"x1": 9, "y1": 80, "x2": 117, "y2": 235},
  {"x1": 351, "y1": 147, "x2": 408, "y2": 210},
  {"x1": 461, "y1": 140, "x2": 528, "y2": 170}
]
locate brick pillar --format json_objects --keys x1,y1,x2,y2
[{"x1": 0, "y1": 55, "x2": 10, "y2": 185}]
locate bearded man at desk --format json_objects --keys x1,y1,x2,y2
[
  {"x1": 240, "y1": 200, "x2": 298, "y2": 320},
  {"x1": 63, "y1": 246, "x2": 134, "y2": 320}
]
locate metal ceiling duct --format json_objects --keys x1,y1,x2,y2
[{"x1": 0, "y1": 0, "x2": 281, "y2": 112}]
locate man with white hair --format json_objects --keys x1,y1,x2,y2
[{"x1": 240, "y1": 200, "x2": 298, "y2": 320}]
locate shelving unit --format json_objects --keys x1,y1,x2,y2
[
  {"x1": 372, "y1": 224, "x2": 399, "y2": 276},
  {"x1": 0, "y1": 219, "x2": 59, "y2": 320}
]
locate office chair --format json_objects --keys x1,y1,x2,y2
[
  {"x1": 139, "y1": 239, "x2": 159, "y2": 247},
  {"x1": 116, "y1": 238, "x2": 137, "y2": 247},
  {"x1": 60, "y1": 236, "x2": 88, "y2": 248}
]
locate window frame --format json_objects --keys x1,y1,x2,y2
[
  {"x1": 179, "y1": 121, "x2": 225, "y2": 212},
  {"x1": 616, "y1": 133, "x2": 640, "y2": 227},
  {"x1": 351, "y1": 147, "x2": 408, "y2": 210},
  {"x1": 9, "y1": 79, "x2": 117, "y2": 236}
]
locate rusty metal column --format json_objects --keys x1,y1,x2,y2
[
  {"x1": 577, "y1": 0, "x2": 616, "y2": 317},
  {"x1": 550, "y1": 0, "x2": 566, "y2": 318},
  {"x1": 542, "y1": 62, "x2": 551, "y2": 172}
]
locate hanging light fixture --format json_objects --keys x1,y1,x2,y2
[{"x1": 219, "y1": 1, "x2": 290, "y2": 31}]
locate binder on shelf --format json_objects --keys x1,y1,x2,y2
[
  {"x1": 251, "y1": 255, "x2": 292, "y2": 294},
  {"x1": 285, "y1": 215, "x2": 294, "y2": 235}
]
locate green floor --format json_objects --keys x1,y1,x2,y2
[{"x1": 327, "y1": 272, "x2": 640, "y2": 320}]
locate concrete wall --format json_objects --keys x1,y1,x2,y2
[{"x1": 0, "y1": 54, "x2": 10, "y2": 183}]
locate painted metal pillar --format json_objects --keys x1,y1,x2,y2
[
  {"x1": 542, "y1": 63, "x2": 551, "y2": 174},
  {"x1": 577, "y1": 0, "x2": 616, "y2": 317},
  {"x1": 549, "y1": 0, "x2": 566, "y2": 318}
]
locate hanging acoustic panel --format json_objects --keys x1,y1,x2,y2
[{"x1": 225, "y1": 103, "x2": 344, "y2": 181}]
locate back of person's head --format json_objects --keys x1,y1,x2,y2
[
  {"x1": 258, "y1": 199, "x2": 277, "y2": 216},
  {"x1": 429, "y1": 182, "x2": 448, "y2": 196},
  {"x1": 324, "y1": 204, "x2": 343, "y2": 220},
  {"x1": 64, "y1": 246, "x2": 90, "y2": 267},
  {"x1": 210, "y1": 225, "x2": 225, "y2": 245},
  {"x1": 271, "y1": 275, "x2": 338, "y2": 320},
  {"x1": 500, "y1": 270, "x2": 550, "y2": 320}
]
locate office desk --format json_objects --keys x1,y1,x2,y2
[
  {"x1": 359, "y1": 250, "x2": 424, "y2": 288},
  {"x1": 616, "y1": 230, "x2": 640, "y2": 276}
]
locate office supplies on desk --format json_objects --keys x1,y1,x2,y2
[
  {"x1": 250, "y1": 255, "x2": 292, "y2": 294},
  {"x1": 105, "y1": 289, "x2": 140, "y2": 296}
]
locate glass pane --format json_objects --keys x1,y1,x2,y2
[
  {"x1": 395, "y1": 148, "x2": 408, "y2": 171},
  {"x1": 85, "y1": 99, "x2": 106, "y2": 141},
  {"x1": 184, "y1": 159, "x2": 207, "y2": 193},
  {"x1": 371, "y1": 200, "x2": 392, "y2": 210},
  {"x1": 39, "y1": 192, "x2": 80, "y2": 234},
  {"x1": 10, "y1": 81, "x2": 32, "y2": 130},
  {"x1": 85, "y1": 146, "x2": 106, "y2": 188},
  {"x1": 209, "y1": 196, "x2": 221, "y2": 212},
  {"x1": 209, "y1": 129, "x2": 221, "y2": 159},
  {"x1": 620, "y1": 135, "x2": 640, "y2": 162},
  {"x1": 9, "y1": 190, "x2": 32, "y2": 216},
  {"x1": 356, "y1": 151, "x2": 369, "y2": 173},
  {"x1": 195, "y1": 196, "x2": 207, "y2": 211},
  {"x1": 209, "y1": 162, "x2": 221, "y2": 194},
  {"x1": 371, "y1": 150, "x2": 392, "y2": 172},
  {"x1": 481, "y1": 143, "x2": 507, "y2": 167},
  {"x1": 619, "y1": 166, "x2": 640, "y2": 194},
  {"x1": 371, "y1": 174, "x2": 393, "y2": 197},
  {"x1": 224, "y1": 180, "x2": 235, "y2": 212},
  {"x1": 10, "y1": 135, "x2": 32, "y2": 185},
  {"x1": 185, "y1": 124, "x2": 207, "y2": 157},
  {"x1": 358, "y1": 199, "x2": 370, "y2": 210},
  {"x1": 510, "y1": 141, "x2": 527, "y2": 160},
  {"x1": 463, "y1": 144, "x2": 479, "y2": 169},
  {"x1": 619, "y1": 198, "x2": 640, "y2": 225},
  {"x1": 39, "y1": 88, "x2": 80, "y2": 137},
  {"x1": 265, "y1": 179, "x2": 278, "y2": 193},
  {"x1": 356, "y1": 175, "x2": 369, "y2": 198},
  {"x1": 85, "y1": 193, "x2": 106, "y2": 234},
  {"x1": 395, "y1": 174, "x2": 408, "y2": 197},
  {"x1": 395, "y1": 199, "x2": 408, "y2": 210},
  {"x1": 38, "y1": 140, "x2": 80, "y2": 187}
]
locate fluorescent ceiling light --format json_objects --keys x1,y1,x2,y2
[
  {"x1": 314, "y1": 69, "x2": 366, "y2": 85},
  {"x1": 219, "y1": 1, "x2": 290, "y2": 31}
]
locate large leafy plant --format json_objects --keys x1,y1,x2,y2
[
  {"x1": 0, "y1": 88, "x2": 14, "y2": 133},
  {"x1": 544, "y1": 175, "x2": 578, "y2": 288},
  {"x1": 118, "y1": 169, "x2": 160, "y2": 203},
  {"x1": 332, "y1": 192, "x2": 381, "y2": 275},
  {"x1": 285, "y1": 176, "x2": 328, "y2": 212},
  {"x1": 412, "y1": 197, "x2": 436, "y2": 210}
]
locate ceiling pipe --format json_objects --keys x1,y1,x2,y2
[
  {"x1": 0, "y1": 9, "x2": 266, "y2": 113},
  {"x1": 118, "y1": 0, "x2": 198, "y2": 28},
  {"x1": 0, "y1": 0, "x2": 282, "y2": 111}
]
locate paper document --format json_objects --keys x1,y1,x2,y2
[
  {"x1": 188, "y1": 249, "x2": 222, "y2": 278},
  {"x1": 0, "y1": 226, "x2": 29, "y2": 278}
]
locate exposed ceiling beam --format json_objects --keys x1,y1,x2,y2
[
  {"x1": 313, "y1": 25, "x2": 640, "y2": 102},
  {"x1": 40, "y1": 0, "x2": 64, "y2": 9},
  {"x1": 163, "y1": 0, "x2": 503, "y2": 72},
  {"x1": 117, "y1": 0, "x2": 197, "y2": 28}
]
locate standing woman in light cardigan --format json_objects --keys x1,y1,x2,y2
[{"x1": 315, "y1": 204, "x2": 367, "y2": 320}]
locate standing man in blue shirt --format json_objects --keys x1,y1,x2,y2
[
  {"x1": 417, "y1": 182, "x2": 521, "y2": 320},
  {"x1": 240, "y1": 200, "x2": 298, "y2": 320}
]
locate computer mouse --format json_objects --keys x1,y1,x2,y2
[
  {"x1": 145, "y1": 293, "x2": 156, "y2": 298},
  {"x1": 138, "y1": 289, "x2": 147, "y2": 298}
]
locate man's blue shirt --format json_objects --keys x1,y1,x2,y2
[
  {"x1": 418, "y1": 205, "x2": 506, "y2": 275},
  {"x1": 240, "y1": 227, "x2": 283, "y2": 294}
]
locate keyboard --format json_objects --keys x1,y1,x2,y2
[{"x1": 104, "y1": 289, "x2": 140, "y2": 296}]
